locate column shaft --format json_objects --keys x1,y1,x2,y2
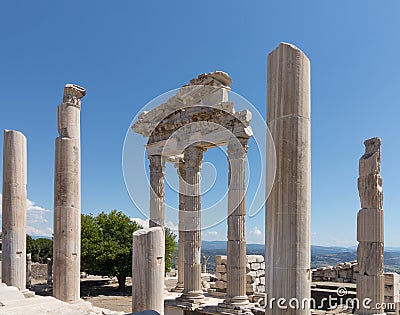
[
  {"x1": 148, "y1": 155, "x2": 165, "y2": 228},
  {"x1": 53, "y1": 84, "x2": 85, "y2": 302},
  {"x1": 176, "y1": 161, "x2": 185, "y2": 289},
  {"x1": 179, "y1": 146, "x2": 204, "y2": 303},
  {"x1": 266, "y1": 43, "x2": 311, "y2": 315},
  {"x1": 356, "y1": 138, "x2": 384, "y2": 315},
  {"x1": 226, "y1": 140, "x2": 248, "y2": 306},
  {"x1": 132, "y1": 227, "x2": 165, "y2": 315},
  {"x1": 2, "y1": 130, "x2": 27, "y2": 290}
]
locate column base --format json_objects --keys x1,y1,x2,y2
[
  {"x1": 218, "y1": 297, "x2": 252, "y2": 315},
  {"x1": 171, "y1": 283, "x2": 184, "y2": 293},
  {"x1": 175, "y1": 291, "x2": 205, "y2": 309}
]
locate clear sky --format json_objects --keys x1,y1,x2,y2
[{"x1": 0, "y1": 1, "x2": 399, "y2": 246}]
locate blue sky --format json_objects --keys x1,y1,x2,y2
[{"x1": 0, "y1": 1, "x2": 399, "y2": 246}]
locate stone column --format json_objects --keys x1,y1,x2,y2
[
  {"x1": 53, "y1": 84, "x2": 86, "y2": 302},
  {"x1": 148, "y1": 155, "x2": 165, "y2": 228},
  {"x1": 177, "y1": 146, "x2": 204, "y2": 306},
  {"x1": 47, "y1": 258, "x2": 53, "y2": 285},
  {"x1": 174, "y1": 160, "x2": 185, "y2": 292},
  {"x1": 220, "y1": 139, "x2": 249, "y2": 311},
  {"x1": 356, "y1": 138, "x2": 384, "y2": 315},
  {"x1": 202, "y1": 256, "x2": 207, "y2": 274},
  {"x1": 266, "y1": 43, "x2": 311, "y2": 315},
  {"x1": 2, "y1": 130, "x2": 27, "y2": 291},
  {"x1": 26, "y1": 253, "x2": 32, "y2": 289},
  {"x1": 132, "y1": 227, "x2": 165, "y2": 315}
]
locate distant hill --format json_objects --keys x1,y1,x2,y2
[{"x1": 201, "y1": 241, "x2": 400, "y2": 273}]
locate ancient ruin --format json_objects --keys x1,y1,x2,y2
[
  {"x1": 1, "y1": 130, "x2": 27, "y2": 291},
  {"x1": 53, "y1": 84, "x2": 86, "y2": 302},
  {"x1": 356, "y1": 138, "x2": 385, "y2": 315},
  {"x1": 132, "y1": 71, "x2": 253, "y2": 312},
  {"x1": 265, "y1": 43, "x2": 311, "y2": 315},
  {"x1": 0, "y1": 43, "x2": 397, "y2": 315}
]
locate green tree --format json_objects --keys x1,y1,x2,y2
[
  {"x1": 81, "y1": 210, "x2": 177, "y2": 291},
  {"x1": 81, "y1": 210, "x2": 141, "y2": 291},
  {"x1": 26, "y1": 235, "x2": 53, "y2": 263},
  {"x1": 165, "y1": 227, "x2": 177, "y2": 273}
]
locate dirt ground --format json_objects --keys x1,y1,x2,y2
[{"x1": 31, "y1": 276, "x2": 179, "y2": 314}]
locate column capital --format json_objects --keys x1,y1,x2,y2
[
  {"x1": 184, "y1": 146, "x2": 204, "y2": 168},
  {"x1": 148, "y1": 155, "x2": 166, "y2": 173},
  {"x1": 227, "y1": 138, "x2": 248, "y2": 160},
  {"x1": 62, "y1": 84, "x2": 86, "y2": 108}
]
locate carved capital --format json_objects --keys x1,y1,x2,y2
[
  {"x1": 227, "y1": 139, "x2": 248, "y2": 160},
  {"x1": 62, "y1": 84, "x2": 86, "y2": 109},
  {"x1": 148, "y1": 155, "x2": 165, "y2": 174},
  {"x1": 184, "y1": 146, "x2": 204, "y2": 168}
]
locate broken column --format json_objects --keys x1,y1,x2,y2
[
  {"x1": 356, "y1": 138, "x2": 384, "y2": 315},
  {"x1": 219, "y1": 139, "x2": 249, "y2": 311},
  {"x1": 132, "y1": 227, "x2": 165, "y2": 315},
  {"x1": 53, "y1": 84, "x2": 86, "y2": 302},
  {"x1": 47, "y1": 258, "x2": 53, "y2": 285},
  {"x1": 26, "y1": 253, "x2": 32, "y2": 289},
  {"x1": 266, "y1": 43, "x2": 311, "y2": 315},
  {"x1": 202, "y1": 256, "x2": 207, "y2": 274},
  {"x1": 177, "y1": 146, "x2": 205, "y2": 306},
  {"x1": 1, "y1": 130, "x2": 27, "y2": 291}
]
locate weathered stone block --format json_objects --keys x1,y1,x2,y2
[{"x1": 357, "y1": 209, "x2": 384, "y2": 242}]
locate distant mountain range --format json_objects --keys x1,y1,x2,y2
[{"x1": 201, "y1": 241, "x2": 400, "y2": 273}]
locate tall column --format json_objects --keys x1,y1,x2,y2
[
  {"x1": 2, "y1": 130, "x2": 27, "y2": 291},
  {"x1": 220, "y1": 139, "x2": 249, "y2": 311},
  {"x1": 356, "y1": 138, "x2": 384, "y2": 315},
  {"x1": 132, "y1": 227, "x2": 165, "y2": 315},
  {"x1": 177, "y1": 146, "x2": 204, "y2": 306},
  {"x1": 148, "y1": 155, "x2": 165, "y2": 228},
  {"x1": 174, "y1": 160, "x2": 185, "y2": 291},
  {"x1": 266, "y1": 43, "x2": 311, "y2": 315},
  {"x1": 53, "y1": 84, "x2": 86, "y2": 302}
]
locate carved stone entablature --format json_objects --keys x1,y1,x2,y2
[
  {"x1": 62, "y1": 84, "x2": 86, "y2": 108},
  {"x1": 185, "y1": 71, "x2": 232, "y2": 88},
  {"x1": 133, "y1": 72, "x2": 253, "y2": 159},
  {"x1": 132, "y1": 72, "x2": 234, "y2": 137}
]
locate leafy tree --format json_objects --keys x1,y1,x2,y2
[
  {"x1": 81, "y1": 210, "x2": 177, "y2": 291},
  {"x1": 81, "y1": 210, "x2": 141, "y2": 291},
  {"x1": 165, "y1": 227, "x2": 177, "y2": 272},
  {"x1": 26, "y1": 234, "x2": 53, "y2": 263}
]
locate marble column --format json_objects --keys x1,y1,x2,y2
[
  {"x1": 47, "y1": 258, "x2": 53, "y2": 285},
  {"x1": 132, "y1": 227, "x2": 165, "y2": 315},
  {"x1": 148, "y1": 155, "x2": 165, "y2": 228},
  {"x1": 356, "y1": 138, "x2": 384, "y2": 315},
  {"x1": 202, "y1": 256, "x2": 207, "y2": 274},
  {"x1": 26, "y1": 253, "x2": 32, "y2": 289},
  {"x1": 177, "y1": 146, "x2": 204, "y2": 306},
  {"x1": 174, "y1": 160, "x2": 185, "y2": 291},
  {"x1": 2, "y1": 130, "x2": 27, "y2": 291},
  {"x1": 53, "y1": 84, "x2": 86, "y2": 302},
  {"x1": 266, "y1": 43, "x2": 311, "y2": 315},
  {"x1": 220, "y1": 139, "x2": 249, "y2": 310}
]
